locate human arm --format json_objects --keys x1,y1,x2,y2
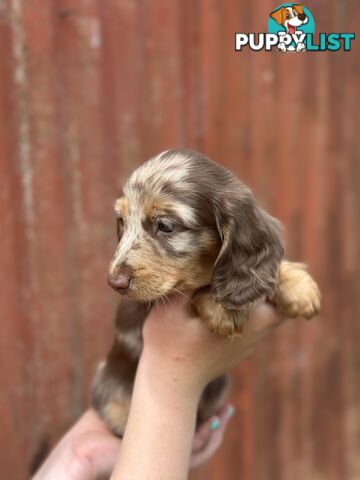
[
  {"x1": 111, "y1": 296, "x2": 286, "y2": 480},
  {"x1": 32, "y1": 403, "x2": 232, "y2": 480}
]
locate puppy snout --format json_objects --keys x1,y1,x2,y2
[
  {"x1": 108, "y1": 265, "x2": 132, "y2": 293},
  {"x1": 109, "y1": 275, "x2": 131, "y2": 291}
]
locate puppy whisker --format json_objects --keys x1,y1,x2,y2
[{"x1": 172, "y1": 287, "x2": 193, "y2": 302}]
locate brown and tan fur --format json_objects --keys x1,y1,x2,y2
[{"x1": 92, "y1": 149, "x2": 321, "y2": 436}]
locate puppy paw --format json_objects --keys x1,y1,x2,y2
[
  {"x1": 193, "y1": 291, "x2": 248, "y2": 338},
  {"x1": 296, "y1": 42, "x2": 305, "y2": 52},
  {"x1": 272, "y1": 261, "x2": 321, "y2": 319},
  {"x1": 101, "y1": 398, "x2": 130, "y2": 437}
]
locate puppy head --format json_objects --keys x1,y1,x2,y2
[
  {"x1": 270, "y1": 5, "x2": 307, "y2": 31},
  {"x1": 108, "y1": 150, "x2": 284, "y2": 307},
  {"x1": 108, "y1": 150, "x2": 221, "y2": 302}
]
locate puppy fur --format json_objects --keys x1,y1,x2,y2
[{"x1": 92, "y1": 149, "x2": 321, "y2": 435}]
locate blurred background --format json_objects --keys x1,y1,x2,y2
[{"x1": 0, "y1": 1, "x2": 359, "y2": 479}]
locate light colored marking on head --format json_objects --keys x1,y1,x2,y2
[
  {"x1": 127, "y1": 151, "x2": 192, "y2": 195},
  {"x1": 110, "y1": 203, "x2": 143, "y2": 273},
  {"x1": 110, "y1": 229, "x2": 138, "y2": 271},
  {"x1": 149, "y1": 199, "x2": 197, "y2": 227},
  {"x1": 165, "y1": 201, "x2": 197, "y2": 226},
  {"x1": 170, "y1": 231, "x2": 196, "y2": 253},
  {"x1": 155, "y1": 151, "x2": 192, "y2": 185}
]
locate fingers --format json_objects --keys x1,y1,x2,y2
[
  {"x1": 190, "y1": 404, "x2": 234, "y2": 469},
  {"x1": 71, "y1": 432, "x2": 121, "y2": 480},
  {"x1": 246, "y1": 302, "x2": 287, "y2": 337},
  {"x1": 192, "y1": 405, "x2": 230, "y2": 451},
  {"x1": 63, "y1": 409, "x2": 122, "y2": 480}
]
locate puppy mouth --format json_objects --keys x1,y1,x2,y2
[
  {"x1": 115, "y1": 286, "x2": 130, "y2": 294},
  {"x1": 288, "y1": 24, "x2": 296, "y2": 34}
]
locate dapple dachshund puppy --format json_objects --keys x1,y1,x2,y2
[{"x1": 92, "y1": 149, "x2": 321, "y2": 436}]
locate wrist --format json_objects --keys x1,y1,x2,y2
[
  {"x1": 138, "y1": 349, "x2": 204, "y2": 407},
  {"x1": 112, "y1": 347, "x2": 202, "y2": 480}
]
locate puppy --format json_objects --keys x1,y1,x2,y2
[
  {"x1": 270, "y1": 4, "x2": 308, "y2": 52},
  {"x1": 92, "y1": 149, "x2": 321, "y2": 436}
]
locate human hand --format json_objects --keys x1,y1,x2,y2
[
  {"x1": 190, "y1": 403, "x2": 235, "y2": 469},
  {"x1": 141, "y1": 294, "x2": 286, "y2": 395},
  {"x1": 32, "y1": 409, "x2": 120, "y2": 480},
  {"x1": 32, "y1": 405, "x2": 233, "y2": 480}
]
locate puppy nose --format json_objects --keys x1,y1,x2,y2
[
  {"x1": 109, "y1": 275, "x2": 131, "y2": 291},
  {"x1": 108, "y1": 265, "x2": 132, "y2": 292},
  {"x1": 298, "y1": 13, "x2": 306, "y2": 20}
]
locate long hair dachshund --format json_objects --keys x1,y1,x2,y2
[{"x1": 92, "y1": 149, "x2": 321, "y2": 436}]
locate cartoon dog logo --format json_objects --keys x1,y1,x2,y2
[{"x1": 270, "y1": 4, "x2": 308, "y2": 52}]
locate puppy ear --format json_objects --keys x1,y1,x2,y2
[
  {"x1": 211, "y1": 190, "x2": 284, "y2": 310},
  {"x1": 270, "y1": 7, "x2": 285, "y2": 25},
  {"x1": 293, "y1": 4, "x2": 304, "y2": 14}
]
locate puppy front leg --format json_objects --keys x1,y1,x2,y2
[
  {"x1": 193, "y1": 290, "x2": 248, "y2": 338},
  {"x1": 92, "y1": 357, "x2": 133, "y2": 437},
  {"x1": 91, "y1": 299, "x2": 146, "y2": 437}
]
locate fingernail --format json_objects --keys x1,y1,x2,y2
[
  {"x1": 227, "y1": 405, "x2": 235, "y2": 418},
  {"x1": 210, "y1": 418, "x2": 221, "y2": 430}
]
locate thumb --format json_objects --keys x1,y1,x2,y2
[{"x1": 73, "y1": 433, "x2": 121, "y2": 480}]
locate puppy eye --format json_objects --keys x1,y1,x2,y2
[
  {"x1": 286, "y1": 13, "x2": 291, "y2": 18},
  {"x1": 156, "y1": 219, "x2": 175, "y2": 234}
]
